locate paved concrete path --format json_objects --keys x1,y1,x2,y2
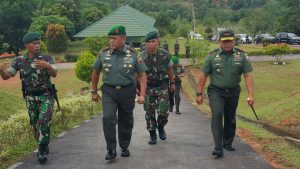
[{"x1": 12, "y1": 96, "x2": 273, "y2": 169}]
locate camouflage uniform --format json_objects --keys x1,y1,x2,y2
[
  {"x1": 142, "y1": 48, "x2": 172, "y2": 131},
  {"x1": 172, "y1": 64, "x2": 185, "y2": 113},
  {"x1": 8, "y1": 52, "x2": 56, "y2": 145},
  {"x1": 174, "y1": 41, "x2": 180, "y2": 56}
]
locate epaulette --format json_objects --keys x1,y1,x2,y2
[{"x1": 208, "y1": 48, "x2": 219, "y2": 55}]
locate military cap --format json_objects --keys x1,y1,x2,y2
[
  {"x1": 144, "y1": 31, "x2": 159, "y2": 42},
  {"x1": 22, "y1": 32, "x2": 41, "y2": 43},
  {"x1": 219, "y1": 30, "x2": 235, "y2": 41},
  {"x1": 171, "y1": 55, "x2": 179, "y2": 65},
  {"x1": 107, "y1": 25, "x2": 126, "y2": 36}
]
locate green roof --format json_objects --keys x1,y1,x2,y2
[{"x1": 74, "y1": 5, "x2": 156, "y2": 38}]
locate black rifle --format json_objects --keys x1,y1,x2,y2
[
  {"x1": 20, "y1": 74, "x2": 26, "y2": 98},
  {"x1": 49, "y1": 84, "x2": 61, "y2": 112}
]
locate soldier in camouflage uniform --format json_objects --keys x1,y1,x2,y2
[
  {"x1": 196, "y1": 30, "x2": 254, "y2": 158},
  {"x1": 169, "y1": 56, "x2": 186, "y2": 114},
  {"x1": 141, "y1": 31, "x2": 175, "y2": 145},
  {"x1": 0, "y1": 32, "x2": 57, "y2": 163},
  {"x1": 174, "y1": 40, "x2": 180, "y2": 56},
  {"x1": 163, "y1": 40, "x2": 169, "y2": 52}
]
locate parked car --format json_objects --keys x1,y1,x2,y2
[
  {"x1": 236, "y1": 34, "x2": 253, "y2": 44},
  {"x1": 254, "y1": 34, "x2": 275, "y2": 44},
  {"x1": 274, "y1": 32, "x2": 300, "y2": 44}
]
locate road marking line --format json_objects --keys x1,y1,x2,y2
[
  {"x1": 57, "y1": 131, "x2": 68, "y2": 137},
  {"x1": 7, "y1": 162, "x2": 23, "y2": 169},
  {"x1": 73, "y1": 125, "x2": 81, "y2": 129}
]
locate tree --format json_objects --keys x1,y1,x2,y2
[
  {"x1": 82, "y1": 7, "x2": 105, "y2": 28},
  {"x1": 238, "y1": 8, "x2": 274, "y2": 35},
  {"x1": 29, "y1": 15, "x2": 75, "y2": 39},
  {"x1": 45, "y1": 24, "x2": 68, "y2": 53},
  {"x1": 277, "y1": 0, "x2": 300, "y2": 35},
  {"x1": 75, "y1": 50, "x2": 96, "y2": 85},
  {"x1": 0, "y1": 0, "x2": 38, "y2": 56},
  {"x1": 204, "y1": 27, "x2": 213, "y2": 40}
]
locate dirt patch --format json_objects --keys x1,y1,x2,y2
[
  {"x1": 236, "y1": 128, "x2": 293, "y2": 169},
  {"x1": 0, "y1": 73, "x2": 21, "y2": 88}
]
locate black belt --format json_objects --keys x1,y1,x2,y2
[
  {"x1": 147, "y1": 80, "x2": 166, "y2": 88},
  {"x1": 104, "y1": 83, "x2": 133, "y2": 89},
  {"x1": 25, "y1": 90, "x2": 48, "y2": 96},
  {"x1": 210, "y1": 84, "x2": 239, "y2": 93}
]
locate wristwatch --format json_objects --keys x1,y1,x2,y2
[
  {"x1": 196, "y1": 92, "x2": 202, "y2": 96},
  {"x1": 90, "y1": 90, "x2": 97, "y2": 94}
]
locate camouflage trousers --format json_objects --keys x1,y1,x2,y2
[
  {"x1": 144, "y1": 84, "x2": 169, "y2": 131},
  {"x1": 25, "y1": 95, "x2": 54, "y2": 145}
]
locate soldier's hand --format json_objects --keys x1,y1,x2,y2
[
  {"x1": 170, "y1": 84, "x2": 175, "y2": 92},
  {"x1": 92, "y1": 93, "x2": 101, "y2": 102},
  {"x1": 247, "y1": 96, "x2": 254, "y2": 106},
  {"x1": 0, "y1": 59, "x2": 9, "y2": 71},
  {"x1": 33, "y1": 60, "x2": 50, "y2": 69},
  {"x1": 196, "y1": 95, "x2": 203, "y2": 105},
  {"x1": 137, "y1": 95, "x2": 145, "y2": 104}
]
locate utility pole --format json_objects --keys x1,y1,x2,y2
[{"x1": 192, "y1": 0, "x2": 196, "y2": 33}]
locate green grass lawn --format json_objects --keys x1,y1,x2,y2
[
  {"x1": 182, "y1": 60, "x2": 300, "y2": 169},
  {"x1": 238, "y1": 61, "x2": 300, "y2": 126}
]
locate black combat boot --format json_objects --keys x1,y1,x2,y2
[
  {"x1": 105, "y1": 149, "x2": 117, "y2": 160},
  {"x1": 37, "y1": 144, "x2": 47, "y2": 164},
  {"x1": 148, "y1": 130, "x2": 157, "y2": 145},
  {"x1": 158, "y1": 125, "x2": 166, "y2": 140},
  {"x1": 121, "y1": 148, "x2": 130, "y2": 157},
  {"x1": 212, "y1": 149, "x2": 224, "y2": 158}
]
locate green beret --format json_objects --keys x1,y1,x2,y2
[
  {"x1": 108, "y1": 25, "x2": 126, "y2": 36},
  {"x1": 219, "y1": 30, "x2": 235, "y2": 41},
  {"x1": 23, "y1": 32, "x2": 41, "y2": 43},
  {"x1": 171, "y1": 55, "x2": 179, "y2": 65},
  {"x1": 144, "y1": 31, "x2": 159, "y2": 42}
]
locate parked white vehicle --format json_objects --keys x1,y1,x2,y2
[{"x1": 236, "y1": 34, "x2": 253, "y2": 44}]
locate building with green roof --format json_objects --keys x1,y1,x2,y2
[{"x1": 74, "y1": 5, "x2": 157, "y2": 44}]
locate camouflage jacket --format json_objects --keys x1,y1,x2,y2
[
  {"x1": 8, "y1": 52, "x2": 56, "y2": 94},
  {"x1": 141, "y1": 48, "x2": 172, "y2": 87}
]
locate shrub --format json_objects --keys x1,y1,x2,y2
[
  {"x1": 264, "y1": 44, "x2": 290, "y2": 64},
  {"x1": 84, "y1": 36, "x2": 108, "y2": 55},
  {"x1": 45, "y1": 24, "x2": 68, "y2": 53},
  {"x1": 189, "y1": 41, "x2": 210, "y2": 67},
  {"x1": 64, "y1": 54, "x2": 79, "y2": 62},
  {"x1": 75, "y1": 50, "x2": 96, "y2": 85}
]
